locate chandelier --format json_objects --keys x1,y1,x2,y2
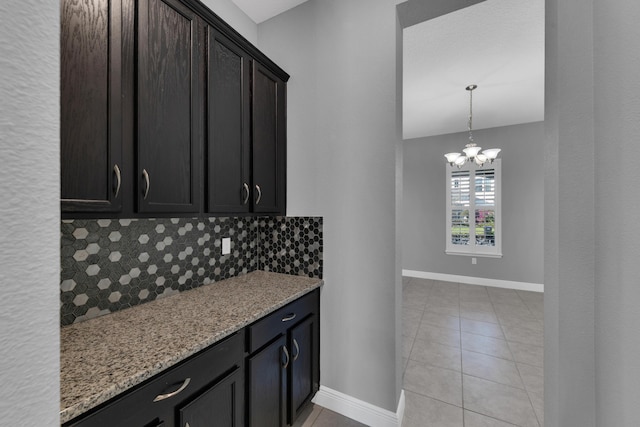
[{"x1": 444, "y1": 84, "x2": 501, "y2": 167}]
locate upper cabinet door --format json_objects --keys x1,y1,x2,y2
[
  {"x1": 252, "y1": 63, "x2": 286, "y2": 215},
  {"x1": 137, "y1": 0, "x2": 202, "y2": 213},
  {"x1": 207, "y1": 29, "x2": 251, "y2": 214},
  {"x1": 61, "y1": 0, "x2": 122, "y2": 213}
]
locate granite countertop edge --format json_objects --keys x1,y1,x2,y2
[{"x1": 60, "y1": 271, "x2": 323, "y2": 424}]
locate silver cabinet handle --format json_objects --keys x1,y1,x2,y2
[
  {"x1": 282, "y1": 346, "x2": 290, "y2": 369},
  {"x1": 142, "y1": 169, "x2": 150, "y2": 200},
  {"x1": 185, "y1": 423, "x2": 190, "y2": 427},
  {"x1": 281, "y1": 313, "x2": 296, "y2": 322},
  {"x1": 255, "y1": 184, "x2": 262, "y2": 205},
  {"x1": 113, "y1": 164, "x2": 121, "y2": 198},
  {"x1": 293, "y1": 338, "x2": 300, "y2": 362},
  {"x1": 153, "y1": 377, "x2": 191, "y2": 402},
  {"x1": 243, "y1": 182, "x2": 250, "y2": 205}
]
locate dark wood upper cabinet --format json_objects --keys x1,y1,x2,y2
[
  {"x1": 207, "y1": 29, "x2": 251, "y2": 213},
  {"x1": 61, "y1": 0, "x2": 288, "y2": 217},
  {"x1": 252, "y1": 62, "x2": 287, "y2": 215},
  {"x1": 136, "y1": 0, "x2": 202, "y2": 213},
  {"x1": 61, "y1": 0, "x2": 122, "y2": 213}
]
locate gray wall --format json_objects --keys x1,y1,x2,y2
[
  {"x1": 403, "y1": 122, "x2": 544, "y2": 285},
  {"x1": 258, "y1": 0, "x2": 402, "y2": 412},
  {"x1": 201, "y1": 0, "x2": 257, "y2": 44},
  {"x1": 593, "y1": 1, "x2": 640, "y2": 424},
  {"x1": 0, "y1": 0, "x2": 60, "y2": 424},
  {"x1": 546, "y1": 0, "x2": 640, "y2": 425}
]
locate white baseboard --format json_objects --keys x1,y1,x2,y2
[
  {"x1": 403, "y1": 269, "x2": 544, "y2": 293},
  {"x1": 312, "y1": 386, "x2": 405, "y2": 427}
]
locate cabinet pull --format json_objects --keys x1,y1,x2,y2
[
  {"x1": 185, "y1": 423, "x2": 190, "y2": 427},
  {"x1": 142, "y1": 169, "x2": 150, "y2": 200},
  {"x1": 113, "y1": 164, "x2": 121, "y2": 198},
  {"x1": 292, "y1": 338, "x2": 300, "y2": 362},
  {"x1": 282, "y1": 345, "x2": 290, "y2": 369},
  {"x1": 255, "y1": 184, "x2": 262, "y2": 205},
  {"x1": 243, "y1": 182, "x2": 250, "y2": 205},
  {"x1": 152, "y1": 377, "x2": 191, "y2": 402},
  {"x1": 281, "y1": 313, "x2": 296, "y2": 322}
]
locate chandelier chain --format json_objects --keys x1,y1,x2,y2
[{"x1": 468, "y1": 87, "x2": 474, "y2": 145}]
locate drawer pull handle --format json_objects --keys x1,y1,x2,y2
[
  {"x1": 293, "y1": 338, "x2": 300, "y2": 361},
  {"x1": 281, "y1": 313, "x2": 296, "y2": 322},
  {"x1": 282, "y1": 345, "x2": 290, "y2": 369},
  {"x1": 153, "y1": 377, "x2": 191, "y2": 402}
]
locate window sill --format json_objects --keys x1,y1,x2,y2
[{"x1": 445, "y1": 250, "x2": 503, "y2": 259}]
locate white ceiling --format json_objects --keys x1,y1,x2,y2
[
  {"x1": 231, "y1": 0, "x2": 309, "y2": 23},
  {"x1": 403, "y1": 0, "x2": 545, "y2": 140}
]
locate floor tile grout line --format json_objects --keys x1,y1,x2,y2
[
  {"x1": 464, "y1": 408, "x2": 521, "y2": 426},
  {"x1": 457, "y1": 281, "x2": 466, "y2": 427},
  {"x1": 487, "y1": 283, "x2": 542, "y2": 427}
]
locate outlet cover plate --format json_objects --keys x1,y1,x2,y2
[{"x1": 222, "y1": 237, "x2": 231, "y2": 255}]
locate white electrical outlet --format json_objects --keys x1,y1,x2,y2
[
  {"x1": 222, "y1": 237, "x2": 231, "y2": 255},
  {"x1": 472, "y1": 257, "x2": 477, "y2": 265}
]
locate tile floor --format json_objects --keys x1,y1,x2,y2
[
  {"x1": 295, "y1": 276, "x2": 544, "y2": 427},
  {"x1": 402, "y1": 277, "x2": 544, "y2": 427},
  {"x1": 293, "y1": 404, "x2": 367, "y2": 427}
]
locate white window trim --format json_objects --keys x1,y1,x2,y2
[{"x1": 445, "y1": 159, "x2": 502, "y2": 258}]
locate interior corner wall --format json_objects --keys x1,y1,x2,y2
[
  {"x1": 258, "y1": 0, "x2": 401, "y2": 412},
  {"x1": 201, "y1": 0, "x2": 258, "y2": 44},
  {"x1": 0, "y1": 0, "x2": 60, "y2": 424},
  {"x1": 403, "y1": 122, "x2": 544, "y2": 285}
]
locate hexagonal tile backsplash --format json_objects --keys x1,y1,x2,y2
[{"x1": 61, "y1": 217, "x2": 322, "y2": 325}]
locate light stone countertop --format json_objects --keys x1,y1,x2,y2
[{"x1": 60, "y1": 270, "x2": 323, "y2": 424}]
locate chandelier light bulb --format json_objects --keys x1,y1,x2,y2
[
  {"x1": 482, "y1": 148, "x2": 501, "y2": 162},
  {"x1": 444, "y1": 152, "x2": 462, "y2": 165}
]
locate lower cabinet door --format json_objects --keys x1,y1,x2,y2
[
  {"x1": 247, "y1": 335, "x2": 287, "y2": 427},
  {"x1": 288, "y1": 315, "x2": 319, "y2": 424},
  {"x1": 178, "y1": 367, "x2": 243, "y2": 427}
]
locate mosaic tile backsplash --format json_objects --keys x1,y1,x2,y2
[{"x1": 61, "y1": 217, "x2": 322, "y2": 325}]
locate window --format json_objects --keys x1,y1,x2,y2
[{"x1": 446, "y1": 160, "x2": 501, "y2": 257}]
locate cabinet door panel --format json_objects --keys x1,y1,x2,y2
[
  {"x1": 252, "y1": 63, "x2": 286, "y2": 214},
  {"x1": 61, "y1": 0, "x2": 122, "y2": 212},
  {"x1": 179, "y1": 367, "x2": 243, "y2": 427},
  {"x1": 289, "y1": 315, "x2": 319, "y2": 424},
  {"x1": 137, "y1": 0, "x2": 201, "y2": 213},
  {"x1": 207, "y1": 29, "x2": 250, "y2": 213},
  {"x1": 247, "y1": 336, "x2": 287, "y2": 427}
]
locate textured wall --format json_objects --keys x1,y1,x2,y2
[
  {"x1": 259, "y1": 0, "x2": 401, "y2": 412},
  {"x1": 403, "y1": 122, "x2": 544, "y2": 285},
  {"x1": 0, "y1": 0, "x2": 60, "y2": 424}
]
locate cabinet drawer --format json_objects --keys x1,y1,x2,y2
[
  {"x1": 65, "y1": 331, "x2": 243, "y2": 427},
  {"x1": 247, "y1": 289, "x2": 318, "y2": 354}
]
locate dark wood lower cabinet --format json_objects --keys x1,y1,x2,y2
[
  {"x1": 64, "y1": 332, "x2": 244, "y2": 427},
  {"x1": 289, "y1": 315, "x2": 319, "y2": 424},
  {"x1": 63, "y1": 291, "x2": 318, "y2": 427},
  {"x1": 246, "y1": 290, "x2": 320, "y2": 427},
  {"x1": 247, "y1": 336, "x2": 288, "y2": 427},
  {"x1": 179, "y1": 367, "x2": 243, "y2": 427}
]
